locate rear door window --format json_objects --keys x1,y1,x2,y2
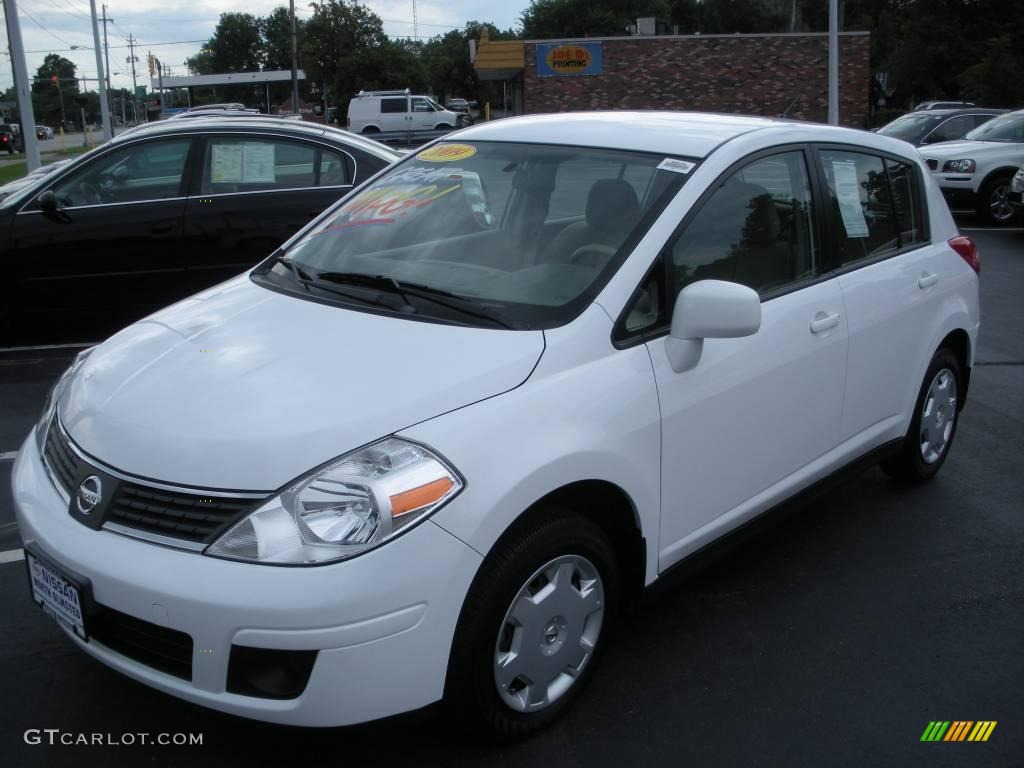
[
  {"x1": 201, "y1": 138, "x2": 320, "y2": 193},
  {"x1": 819, "y1": 150, "x2": 899, "y2": 267},
  {"x1": 927, "y1": 115, "x2": 973, "y2": 143}
]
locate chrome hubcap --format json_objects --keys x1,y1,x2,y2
[
  {"x1": 494, "y1": 554, "x2": 604, "y2": 713},
  {"x1": 920, "y1": 368, "x2": 957, "y2": 464},
  {"x1": 990, "y1": 184, "x2": 1013, "y2": 222}
]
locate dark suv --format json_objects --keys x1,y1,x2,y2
[{"x1": 877, "y1": 108, "x2": 1007, "y2": 147}]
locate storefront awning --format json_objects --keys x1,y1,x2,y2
[{"x1": 474, "y1": 32, "x2": 524, "y2": 80}]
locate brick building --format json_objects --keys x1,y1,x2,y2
[{"x1": 475, "y1": 31, "x2": 870, "y2": 129}]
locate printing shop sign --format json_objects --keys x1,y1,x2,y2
[{"x1": 537, "y1": 42, "x2": 604, "y2": 77}]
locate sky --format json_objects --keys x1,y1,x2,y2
[{"x1": 0, "y1": 0, "x2": 524, "y2": 94}]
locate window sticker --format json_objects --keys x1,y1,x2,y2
[
  {"x1": 211, "y1": 142, "x2": 276, "y2": 184},
  {"x1": 211, "y1": 144, "x2": 243, "y2": 183},
  {"x1": 242, "y1": 142, "x2": 275, "y2": 183},
  {"x1": 657, "y1": 158, "x2": 695, "y2": 175},
  {"x1": 831, "y1": 160, "x2": 869, "y2": 238},
  {"x1": 417, "y1": 143, "x2": 477, "y2": 162}
]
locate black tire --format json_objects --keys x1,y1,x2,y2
[
  {"x1": 361, "y1": 125, "x2": 381, "y2": 135},
  {"x1": 445, "y1": 508, "x2": 620, "y2": 741},
  {"x1": 881, "y1": 348, "x2": 962, "y2": 483},
  {"x1": 977, "y1": 174, "x2": 1016, "y2": 225}
]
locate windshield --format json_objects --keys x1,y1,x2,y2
[
  {"x1": 877, "y1": 114, "x2": 942, "y2": 141},
  {"x1": 256, "y1": 141, "x2": 691, "y2": 329},
  {"x1": 964, "y1": 112, "x2": 1024, "y2": 142}
]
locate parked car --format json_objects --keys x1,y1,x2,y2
[
  {"x1": 0, "y1": 117, "x2": 401, "y2": 344},
  {"x1": 347, "y1": 89, "x2": 466, "y2": 134},
  {"x1": 35, "y1": 125, "x2": 56, "y2": 140},
  {"x1": 0, "y1": 124, "x2": 21, "y2": 154},
  {"x1": 919, "y1": 109, "x2": 1024, "y2": 224},
  {"x1": 914, "y1": 100, "x2": 976, "y2": 111},
  {"x1": 445, "y1": 97, "x2": 475, "y2": 125},
  {"x1": 13, "y1": 112, "x2": 980, "y2": 738},
  {"x1": 876, "y1": 108, "x2": 1006, "y2": 146},
  {"x1": 1009, "y1": 166, "x2": 1024, "y2": 216}
]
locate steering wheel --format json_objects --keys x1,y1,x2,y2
[
  {"x1": 77, "y1": 180, "x2": 104, "y2": 205},
  {"x1": 569, "y1": 243, "x2": 616, "y2": 268}
]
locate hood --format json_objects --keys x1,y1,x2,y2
[
  {"x1": 60, "y1": 276, "x2": 544, "y2": 490},
  {"x1": 919, "y1": 139, "x2": 1013, "y2": 159}
]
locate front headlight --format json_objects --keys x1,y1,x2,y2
[
  {"x1": 206, "y1": 438, "x2": 463, "y2": 565},
  {"x1": 941, "y1": 159, "x2": 975, "y2": 174},
  {"x1": 34, "y1": 346, "x2": 95, "y2": 454}
]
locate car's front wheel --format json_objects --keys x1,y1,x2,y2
[
  {"x1": 446, "y1": 508, "x2": 619, "y2": 741},
  {"x1": 978, "y1": 174, "x2": 1016, "y2": 225},
  {"x1": 881, "y1": 347, "x2": 962, "y2": 483}
]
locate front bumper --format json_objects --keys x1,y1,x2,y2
[
  {"x1": 936, "y1": 176, "x2": 977, "y2": 210},
  {"x1": 13, "y1": 432, "x2": 483, "y2": 726}
]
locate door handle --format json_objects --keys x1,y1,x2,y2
[
  {"x1": 810, "y1": 311, "x2": 841, "y2": 334},
  {"x1": 918, "y1": 271, "x2": 939, "y2": 289},
  {"x1": 150, "y1": 224, "x2": 174, "y2": 235}
]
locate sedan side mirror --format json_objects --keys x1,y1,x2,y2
[
  {"x1": 36, "y1": 189, "x2": 60, "y2": 213},
  {"x1": 666, "y1": 279, "x2": 761, "y2": 373}
]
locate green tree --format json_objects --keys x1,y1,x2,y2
[
  {"x1": 958, "y1": 35, "x2": 1024, "y2": 107},
  {"x1": 186, "y1": 12, "x2": 264, "y2": 75},
  {"x1": 300, "y1": 0, "x2": 387, "y2": 110},
  {"x1": 31, "y1": 54, "x2": 80, "y2": 128},
  {"x1": 263, "y1": 6, "x2": 306, "y2": 71},
  {"x1": 520, "y1": 0, "x2": 671, "y2": 38}
]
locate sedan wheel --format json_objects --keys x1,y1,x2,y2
[{"x1": 494, "y1": 554, "x2": 605, "y2": 713}]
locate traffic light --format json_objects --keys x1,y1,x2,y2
[{"x1": 50, "y1": 75, "x2": 59, "y2": 85}]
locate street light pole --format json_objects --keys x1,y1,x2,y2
[
  {"x1": 289, "y1": 0, "x2": 299, "y2": 113},
  {"x1": 3, "y1": 0, "x2": 42, "y2": 170},
  {"x1": 828, "y1": 0, "x2": 839, "y2": 126},
  {"x1": 89, "y1": 0, "x2": 112, "y2": 138}
]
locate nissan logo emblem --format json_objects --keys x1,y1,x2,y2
[{"x1": 76, "y1": 475, "x2": 103, "y2": 515}]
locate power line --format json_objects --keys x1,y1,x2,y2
[{"x1": 17, "y1": 5, "x2": 78, "y2": 47}]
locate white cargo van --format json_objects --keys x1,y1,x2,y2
[{"x1": 347, "y1": 89, "x2": 464, "y2": 134}]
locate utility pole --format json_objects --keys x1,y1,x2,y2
[
  {"x1": 89, "y1": 0, "x2": 112, "y2": 138},
  {"x1": 51, "y1": 75, "x2": 67, "y2": 131},
  {"x1": 289, "y1": 0, "x2": 299, "y2": 113},
  {"x1": 828, "y1": 0, "x2": 839, "y2": 125},
  {"x1": 101, "y1": 4, "x2": 114, "y2": 135},
  {"x1": 126, "y1": 32, "x2": 139, "y2": 122},
  {"x1": 3, "y1": 0, "x2": 41, "y2": 170}
]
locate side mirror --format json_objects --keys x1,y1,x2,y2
[
  {"x1": 36, "y1": 190, "x2": 60, "y2": 214},
  {"x1": 666, "y1": 280, "x2": 761, "y2": 373}
]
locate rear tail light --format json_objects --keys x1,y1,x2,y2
[{"x1": 948, "y1": 236, "x2": 980, "y2": 274}]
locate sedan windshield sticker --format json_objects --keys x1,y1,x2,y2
[
  {"x1": 657, "y1": 158, "x2": 695, "y2": 175},
  {"x1": 417, "y1": 143, "x2": 477, "y2": 162},
  {"x1": 831, "y1": 160, "x2": 869, "y2": 238}
]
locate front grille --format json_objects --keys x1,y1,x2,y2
[
  {"x1": 43, "y1": 423, "x2": 79, "y2": 497},
  {"x1": 106, "y1": 483, "x2": 255, "y2": 544},
  {"x1": 926, "y1": 158, "x2": 938, "y2": 171},
  {"x1": 45, "y1": 420, "x2": 260, "y2": 546},
  {"x1": 90, "y1": 604, "x2": 193, "y2": 680}
]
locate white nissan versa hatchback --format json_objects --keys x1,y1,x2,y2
[{"x1": 14, "y1": 113, "x2": 980, "y2": 738}]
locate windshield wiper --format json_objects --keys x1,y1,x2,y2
[
  {"x1": 315, "y1": 272, "x2": 519, "y2": 330},
  {"x1": 267, "y1": 253, "x2": 314, "y2": 283}
]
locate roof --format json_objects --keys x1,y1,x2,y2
[
  {"x1": 109, "y1": 117, "x2": 401, "y2": 160},
  {"x1": 454, "y1": 111, "x2": 791, "y2": 157}
]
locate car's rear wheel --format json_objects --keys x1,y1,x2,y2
[
  {"x1": 978, "y1": 174, "x2": 1016, "y2": 225},
  {"x1": 881, "y1": 348, "x2": 961, "y2": 483},
  {"x1": 446, "y1": 508, "x2": 618, "y2": 741}
]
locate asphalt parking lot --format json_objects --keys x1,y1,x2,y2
[{"x1": 0, "y1": 220, "x2": 1021, "y2": 767}]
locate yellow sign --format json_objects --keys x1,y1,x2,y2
[{"x1": 417, "y1": 143, "x2": 477, "y2": 162}]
